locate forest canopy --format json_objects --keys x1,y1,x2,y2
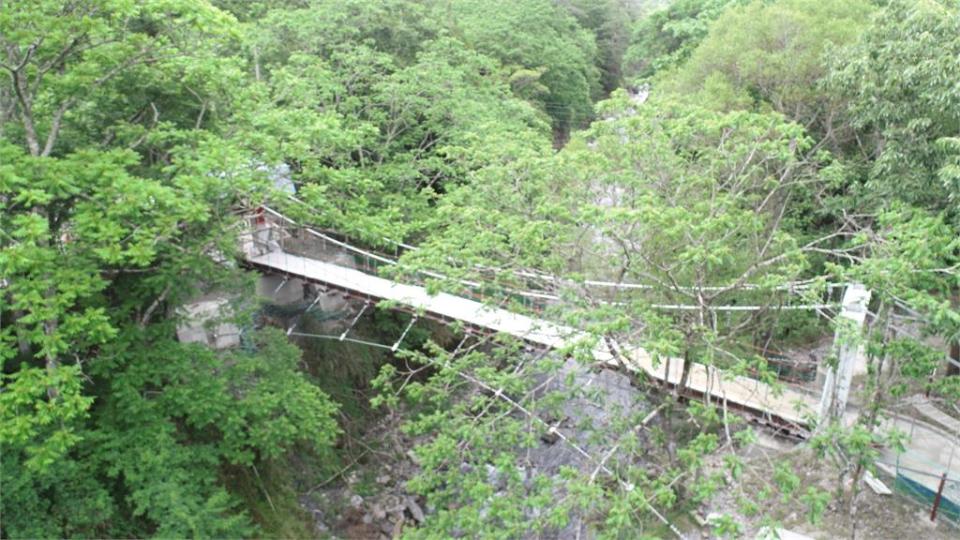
[{"x1": 2, "y1": 0, "x2": 958, "y2": 538}]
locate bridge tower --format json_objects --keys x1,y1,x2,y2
[{"x1": 817, "y1": 283, "x2": 871, "y2": 426}]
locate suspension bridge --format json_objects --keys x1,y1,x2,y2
[
  {"x1": 228, "y1": 204, "x2": 960, "y2": 529},
  {"x1": 240, "y1": 206, "x2": 854, "y2": 438}
]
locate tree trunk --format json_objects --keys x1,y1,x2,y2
[
  {"x1": 948, "y1": 291, "x2": 959, "y2": 377},
  {"x1": 849, "y1": 310, "x2": 891, "y2": 518},
  {"x1": 663, "y1": 356, "x2": 671, "y2": 391},
  {"x1": 12, "y1": 308, "x2": 32, "y2": 357},
  {"x1": 949, "y1": 340, "x2": 959, "y2": 377},
  {"x1": 677, "y1": 349, "x2": 692, "y2": 398},
  {"x1": 45, "y1": 316, "x2": 60, "y2": 399}
]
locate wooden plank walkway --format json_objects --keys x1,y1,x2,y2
[{"x1": 247, "y1": 248, "x2": 818, "y2": 431}]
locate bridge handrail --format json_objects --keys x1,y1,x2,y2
[
  {"x1": 282, "y1": 194, "x2": 843, "y2": 294},
  {"x1": 250, "y1": 205, "x2": 842, "y2": 312},
  {"x1": 251, "y1": 206, "x2": 558, "y2": 308}
]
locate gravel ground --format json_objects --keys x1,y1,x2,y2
[{"x1": 696, "y1": 440, "x2": 958, "y2": 539}]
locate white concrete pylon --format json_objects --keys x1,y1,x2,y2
[{"x1": 818, "y1": 283, "x2": 871, "y2": 425}]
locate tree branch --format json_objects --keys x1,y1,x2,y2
[{"x1": 139, "y1": 283, "x2": 172, "y2": 328}]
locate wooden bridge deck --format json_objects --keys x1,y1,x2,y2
[{"x1": 247, "y1": 248, "x2": 818, "y2": 433}]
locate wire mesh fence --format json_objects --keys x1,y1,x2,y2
[
  {"x1": 877, "y1": 410, "x2": 960, "y2": 530},
  {"x1": 244, "y1": 207, "x2": 557, "y2": 312}
]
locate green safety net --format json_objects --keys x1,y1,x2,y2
[
  {"x1": 259, "y1": 299, "x2": 349, "y2": 322},
  {"x1": 894, "y1": 473, "x2": 959, "y2": 526}
]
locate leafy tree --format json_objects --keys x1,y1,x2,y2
[
  {"x1": 383, "y1": 92, "x2": 845, "y2": 535},
  {"x1": 556, "y1": 94, "x2": 828, "y2": 394},
  {"x1": 558, "y1": 0, "x2": 644, "y2": 94},
  {"x1": 247, "y1": 0, "x2": 555, "y2": 241},
  {"x1": 443, "y1": 0, "x2": 602, "y2": 136},
  {"x1": 825, "y1": 0, "x2": 960, "y2": 212},
  {"x1": 0, "y1": 1, "x2": 341, "y2": 536},
  {"x1": 0, "y1": 0, "x2": 243, "y2": 469},
  {"x1": 663, "y1": 0, "x2": 874, "y2": 146},
  {"x1": 0, "y1": 0, "x2": 240, "y2": 156},
  {"x1": 820, "y1": 0, "x2": 960, "y2": 380},
  {"x1": 623, "y1": 0, "x2": 741, "y2": 82},
  {"x1": 411, "y1": 92, "x2": 831, "y2": 393},
  {"x1": 807, "y1": 207, "x2": 959, "y2": 527}
]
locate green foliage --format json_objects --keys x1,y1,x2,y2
[
  {"x1": 826, "y1": 0, "x2": 960, "y2": 210},
  {"x1": 710, "y1": 513, "x2": 743, "y2": 538},
  {"x1": 833, "y1": 209, "x2": 959, "y2": 389},
  {"x1": 570, "y1": 93, "x2": 810, "y2": 280},
  {"x1": 375, "y1": 343, "x2": 570, "y2": 537},
  {"x1": 558, "y1": 0, "x2": 641, "y2": 93},
  {"x1": 4, "y1": 0, "x2": 960, "y2": 536},
  {"x1": 553, "y1": 93, "x2": 817, "y2": 379},
  {"x1": 800, "y1": 486, "x2": 831, "y2": 525},
  {"x1": 445, "y1": 0, "x2": 601, "y2": 133},
  {"x1": 0, "y1": 364, "x2": 93, "y2": 472},
  {"x1": 1, "y1": 320, "x2": 340, "y2": 538},
  {"x1": 772, "y1": 462, "x2": 801, "y2": 503},
  {"x1": 96, "y1": 328, "x2": 338, "y2": 535},
  {"x1": 0, "y1": 0, "x2": 240, "y2": 156},
  {"x1": 0, "y1": 1, "x2": 340, "y2": 535},
  {"x1": 372, "y1": 335, "x2": 712, "y2": 538},
  {"x1": 623, "y1": 0, "x2": 742, "y2": 81},
  {"x1": 665, "y1": 0, "x2": 874, "y2": 134},
  {"x1": 246, "y1": 0, "x2": 560, "y2": 240}
]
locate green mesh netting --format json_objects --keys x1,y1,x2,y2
[
  {"x1": 894, "y1": 473, "x2": 960, "y2": 526},
  {"x1": 765, "y1": 353, "x2": 817, "y2": 383},
  {"x1": 259, "y1": 299, "x2": 349, "y2": 322}
]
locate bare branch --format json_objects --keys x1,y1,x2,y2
[
  {"x1": 139, "y1": 283, "x2": 172, "y2": 328},
  {"x1": 41, "y1": 47, "x2": 155, "y2": 156}
]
